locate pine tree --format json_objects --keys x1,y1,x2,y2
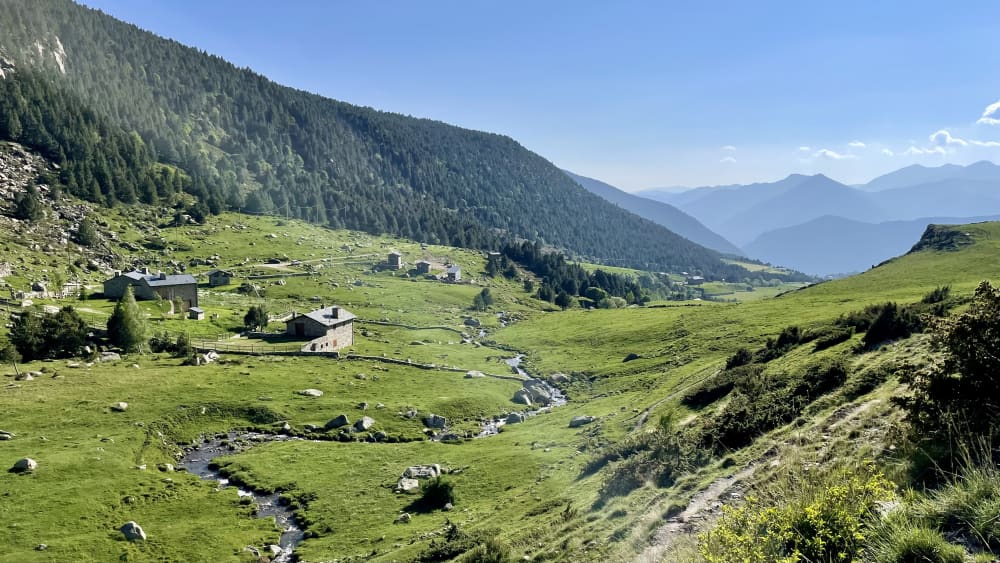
[
  {"x1": 13, "y1": 184, "x2": 42, "y2": 221},
  {"x1": 75, "y1": 216, "x2": 98, "y2": 247},
  {"x1": 107, "y1": 286, "x2": 147, "y2": 353}
]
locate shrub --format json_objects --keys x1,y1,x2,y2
[
  {"x1": 699, "y1": 464, "x2": 894, "y2": 563},
  {"x1": 682, "y1": 364, "x2": 763, "y2": 408},
  {"x1": 895, "y1": 281, "x2": 1000, "y2": 443},
  {"x1": 415, "y1": 522, "x2": 502, "y2": 562},
  {"x1": 812, "y1": 326, "x2": 854, "y2": 351},
  {"x1": 420, "y1": 477, "x2": 456, "y2": 510},
  {"x1": 460, "y1": 536, "x2": 514, "y2": 563},
  {"x1": 862, "y1": 302, "x2": 919, "y2": 350},
  {"x1": 922, "y1": 285, "x2": 951, "y2": 305},
  {"x1": 725, "y1": 347, "x2": 753, "y2": 369}
]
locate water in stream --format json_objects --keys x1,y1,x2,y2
[
  {"x1": 178, "y1": 432, "x2": 304, "y2": 563},
  {"x1": 475, "y1": 355, "x2": 567, "y2": 437},
  {"x1": 176, "y1": 355, "x2": 567, "y2": 559}
]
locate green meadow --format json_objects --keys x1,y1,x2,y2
[{"x1": 4, "y1": 212, "x2": 1000, "y2": 562}]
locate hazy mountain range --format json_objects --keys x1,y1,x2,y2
[
  {"x1": 628, "y1": 161, "x2": 1000, "y2": 275},
  {"x1": 567, "y1": 161, "x2": 1000, "y2": 276},
  {"x1": 563, "y1": 170, "x2": 742, "y2": 255}
]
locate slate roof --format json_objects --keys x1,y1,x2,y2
[
  {"x1": 299, "y1": 305, "x2": 356, "y2": 327},
  {"x1": 144, "y1": 274, "x2": 197, "y2": 287},
  {"x1": 447, "y1": 266, "x2": 461, "y2": 274},
  {"x1": 114, "y1": 270, "x2": 196, "y2": 286}
]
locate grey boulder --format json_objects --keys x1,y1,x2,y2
[
  {"x1": 354, "y1": 416, "x2": 376, "y2": 432},
  {"x1": 325, "y1": 414, "x2": 350, "y2": 430},
  {"x1": 11, "y1": 457, "x2": 37, "y2": 472},
  {"x1": 119, "y1": 521, "x2": 146, "y2": 541}
]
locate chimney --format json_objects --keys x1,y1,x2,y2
[
  {"x1": 159, "y1": 272, "x2": 167, "y2": 280},
  {"x1": 141, "y1": 267, "x2": 150, "y2": 276},
  {"x1": 331, "y1": 306, "x2": 339, "y2": 319}
]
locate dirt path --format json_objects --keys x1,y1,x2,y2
[
  {"x1": 636, "y1": 464, "x2": 756, "y2": 562},
  {"x1": 630, "y1": 368, "x2": 721, "y2": 432}
]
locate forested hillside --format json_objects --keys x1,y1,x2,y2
[{"x1": 0, "y1": 0, "x2": 748, "y2": 279}]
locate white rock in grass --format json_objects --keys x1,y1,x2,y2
[{"x1": 119, "y1": 521, "x2": 146, "y2": 541}]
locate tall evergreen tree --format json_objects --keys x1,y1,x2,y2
[
  {"x1": 107, "y1": 286, "x2": 147, "y2": 353},
  {"x1": 13, "y1": 184, "x2": 42, "y2": 221}
]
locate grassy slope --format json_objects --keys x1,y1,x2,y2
[{"x1": 3, "y1": 206, "x2": 1000, "y2": 562}]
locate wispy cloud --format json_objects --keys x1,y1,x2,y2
[
  {"x1": 930, "y1": 129, "x2": 967, "y2": 147},
  {"x1": 926, "y1": 129, "x2": 1000, "y2": 148},
  {"x1": 848, "y1": 140, "x2": 866, "y2": 148},
  {"x1": 904, "y1": 145, "x2": 947, "y2": 156},
  {"x1": 881, "y1": 148, "x2": 895, "y2": 157},
  {"x1": 798, "y1": 146, "x2": 811, "y2": 152},
  {"x1": 721, "y1": 145, "x2": 737, "y2": 152},
  {"x1": 978, "y1": 99, "x2": 1000, "y2": 125},
  {"x1": 720, "y1": 156, "x2": 737, "y2": 164},
  {"x1": 814, "y1": 148, "x2": 856, "y2": 160}
]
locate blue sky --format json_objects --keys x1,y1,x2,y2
[{"x1": 80, "y1": 0, "x2": 1000, "y2": 191}]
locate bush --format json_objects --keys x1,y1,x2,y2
[
  {"x1": 699, "y1": 464, "x2": 894, "y2": 563},
  {"x1": 460, "y1": 536, "x2": 514, "y2": 563},
  {"x1": 682, "y1": 364, "x2": 763, "y2": 408},
  {"x1": 419, "y1": 477, "x2": 456, "y2": 511},
  {"x1": 725, "y1": 347, "x2": 753, "y2": 369},
  {"x1": 415, "y1": 522, "x2": 503, "y2": 563},
  {"x1": 862, "y1": 302, "x2": 920, "y2": 350},
  {"x1": 9, "y1": 306, "x2": 90, "y2": 360},
  {"x1": 895, "y1": 281, "x2": 1000, "y2": 443},
  {"x1": 812, "y1": 326, "x2": 854, "y2": 351}
]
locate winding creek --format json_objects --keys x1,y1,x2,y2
[
  {"x1": 176, "y1": 355, "x2": 566, "y2": 562},
  {"x1": 178, "y1": 432, "x2": 305, "y2": 563}
]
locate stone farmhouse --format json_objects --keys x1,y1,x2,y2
[
  {"x1": 446, "y1": 265, "x2": 461, "y2": 282},
  {"x1": 285, "y1": 305, "x2": 355, "y2": 352},
  {"x1": 206, "y1": 269, "x2": 233, "y2": 287},
  {"x1": 103, "y1": 268, "x2": 198, "y2": 310},
  {"x1": 387, "y1": 250, "x2": 404, "y2": 270}
]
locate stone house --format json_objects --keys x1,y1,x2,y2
[
  {"x1": 188, "y1": 306, "x2": 206, "y2": 320},
  {"x1": 285, "y1": 305, "x2": 355, "y2": 352},
  {"x1": 103, "y1": 268, "x2": 199, "y2": 310},
  {"x1": 415, "y1": 260, "x2": 432, "y2": 274},
  {"x1": 206, "y1": 269, "x2": 233, "y2": 287},
  {"x1": 388, "y1": 251, "x2": 403, "y2": 270},
  {"x1": 446, "y1": 265, "x2": 461, "y2": 282}
]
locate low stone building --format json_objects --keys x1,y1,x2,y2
[
  {"x1": 286, "y1": 305, "x2": 355, "y2": 352},
  {"x1": 387, "y1": 251, "x2": 403, "y2": 270},
  {"x1": 188, "y1": 306, "x2": 206, "y2": 320},
  {"x1": 446, "y1": 265, "x2": 461, "y2": 282},
  {"x1": 415, "y1": 260, "x2": 432, "y2": 274},
  {"x1": 206, "y1": 269, "x2": 233, "y2": 287},
  {"x1": 103, "y1": 268, "x2": 198, "y2": 310}
]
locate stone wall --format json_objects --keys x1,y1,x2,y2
[{"x1": 301, "y1": 321, "x2": 354, "y2": 352}]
